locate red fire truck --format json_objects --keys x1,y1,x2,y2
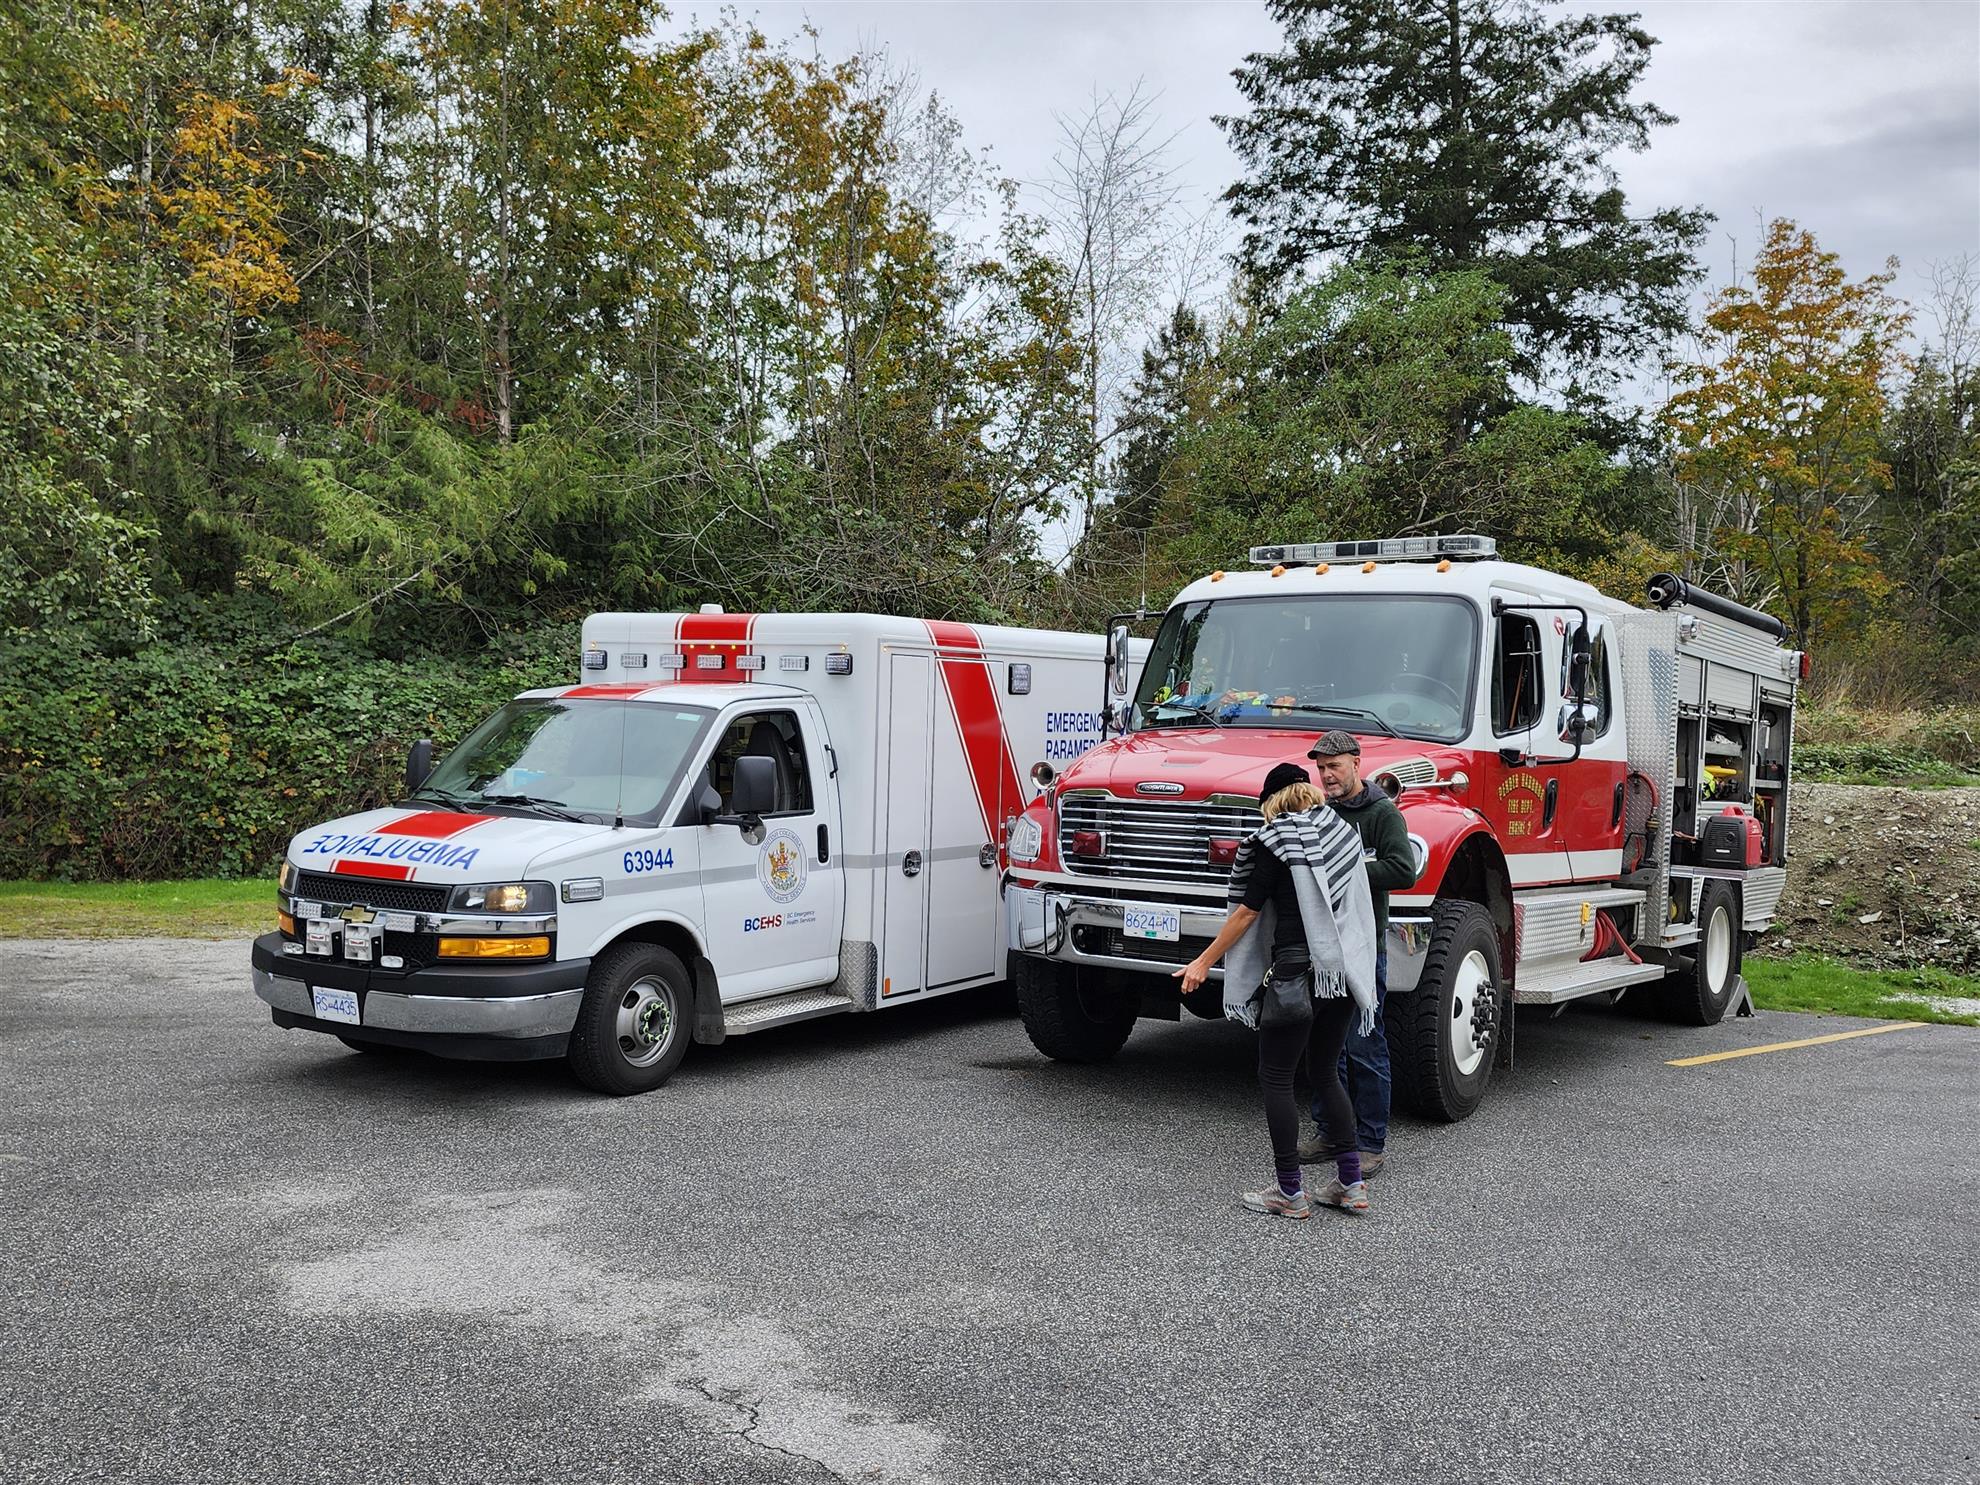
[{"x1": 1002, "y1": 535, "x2": 1803, "y2": 1120}]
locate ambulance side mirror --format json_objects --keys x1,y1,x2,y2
[
  {"x1": 732, "y1": 755, "x2": 777, "y2": 823},
  {"x1": 1107, "y1": 624, "x2": 1132, "y2": 696},
  {"x1": 405, "y1": 738, "x2": 435, "y2": 794}
]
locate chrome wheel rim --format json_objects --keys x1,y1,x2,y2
[
  {"x1": 1449, "y1": 949, "x2": 1491, "y2": 1078},
  {"x1": 1705, "y1": 904, "x2": 1733, "y2": 995},
  {"x1": 615, "y1": 976, "x2": 678, "y2": 1068}
]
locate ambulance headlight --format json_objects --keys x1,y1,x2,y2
[
  {"x1": 1008, "y1": 816, "x2": 1044, "y2": 865},
  {"x1": 449, "y1": 881, "x2": 554, "y2": 915},
  {"x1": 278, "y1": 859, "x2": 296, "y2": 893}
]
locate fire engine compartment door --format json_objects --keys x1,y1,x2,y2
[{"x1": 880, "y1": 652, "x2": 934, "y2": 999}]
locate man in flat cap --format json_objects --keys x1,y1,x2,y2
[{"x1": 1299, "y1": 729, "x2": 1417, "y2": 1175}]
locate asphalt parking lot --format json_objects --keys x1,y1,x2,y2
[{"x1": 3, "y1": 938, "x2": 1976, "y2": 1485}]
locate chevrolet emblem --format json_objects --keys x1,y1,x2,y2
[{"x1": 339, "y1": 904, "x2": 377, "y2": 926}]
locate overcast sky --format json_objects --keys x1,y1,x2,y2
[{"x1": 683, "y1": 0, "x2": 1980, "y2": 315}]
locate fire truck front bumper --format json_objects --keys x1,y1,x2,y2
[{"x1": 1005, "y1": 883, "x2": 1431, "y2": 992}]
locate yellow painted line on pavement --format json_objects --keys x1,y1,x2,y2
[{"x1": 1667, "y1": 1021, "x2": 1928, "y2": 1067}]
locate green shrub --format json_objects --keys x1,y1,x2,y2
[{"x1": 0, "y1": 623, "x2": 576, "y2": 880}]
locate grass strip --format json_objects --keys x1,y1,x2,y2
[
  {"x1": 1746, "y1": 952, "x2": 1979, "y2": 1027},
  {"x1": 0, "y1": 879, "x2": 274, "y2": 939}
]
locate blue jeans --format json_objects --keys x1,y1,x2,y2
[{"x1": 1313, "y1": 946, "x2": 1390, "y2": 1153}]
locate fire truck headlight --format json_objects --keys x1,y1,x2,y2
[{"x1": 1008, "y1": 816, "x2": 1045, "y2": 865}]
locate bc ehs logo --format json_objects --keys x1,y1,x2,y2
[{"x1": 758, "y1": 828, "x2": 807, "y2": 904}]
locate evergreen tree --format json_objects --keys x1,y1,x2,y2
[{"x1": 1221, "y1": 0, "x2": 1710, "y2": 395}]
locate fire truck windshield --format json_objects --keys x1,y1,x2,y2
[
  {"x1": 1131, "y1": 595, "x2": 1479, "y2": 742},
  {"x1": 414, "y1": 699, "x2": 714, "y2": 823}
]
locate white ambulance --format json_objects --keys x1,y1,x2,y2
[{"x1": 250, "y1": 611, "x2": 1143, "y2": 1094}]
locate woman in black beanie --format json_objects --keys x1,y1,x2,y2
[{"x1": 1175, "y1": 760, "x2": 1371, "y2": 1218}]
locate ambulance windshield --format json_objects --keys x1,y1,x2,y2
[
  {"x1": 1131, "y1": 595, "x2": 1478, "y2": 743},
  {"x1": 415, "y1": 699, "x2": 713, "y2": 823}
]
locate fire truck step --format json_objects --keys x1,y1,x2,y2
[
  {"x1": 1513, "y1": 959, "x2": 1667, "y2": 1006},
  {"x1": 723, "y1": 988, "x2": 856, "y2": 1035}
]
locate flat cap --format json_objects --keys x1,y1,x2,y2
[{"x1": 1308, "y1": 729, "x2": 1360, "y2": 758}]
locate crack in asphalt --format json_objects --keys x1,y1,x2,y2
[{"x1": 690, "y1": 1376, "x2": 855, "y2": 1484}]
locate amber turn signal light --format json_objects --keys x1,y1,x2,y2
[{"x1": 437, "y1": 936, "x2": 551, "y2": 960}]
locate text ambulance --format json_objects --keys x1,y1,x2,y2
[{"x1": 251, "y1": 611, "x2": 1144, "y2": 1094}]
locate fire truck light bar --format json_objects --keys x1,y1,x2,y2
[{"x1": 1248, "y1": 535, "x2": 1497, "y2": 566}]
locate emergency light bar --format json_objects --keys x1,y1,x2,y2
[{"x1": 1248, "y1": 534, "x2": 1497, "y2": 566}]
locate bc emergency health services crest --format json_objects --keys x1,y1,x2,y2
[{"x1": 758, "y1": 828, "x2": 807, "y2": 904}]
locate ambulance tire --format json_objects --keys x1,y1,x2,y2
[
  {"x1": 1012, "y1": 956, "x2": 1135, "y2": 1063},
  {"x1": 1390, "y1": 900, "x2": 1502, "y2": 1123},
  {"x1": 567, "y1": 943, "x2": 693, "y2": 1095},
  {"x1": 1665, "y1": 880, "x2": 1742, "y2": 1026}
]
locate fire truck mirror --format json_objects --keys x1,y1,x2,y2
[
  {"x1": 1568, "y1": 623, "x2": 1593, "y2": 700},
  {"x1": 1107, "y1": 623, "x2": 1132, "y2": 695},
  {"x1": 1558, "y1": 700, "x2": 1600, "y2": 745}
]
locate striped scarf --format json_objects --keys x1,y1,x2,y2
[{"x1": 1227, "y1": 805, "x2": 1364, "y2": 916}]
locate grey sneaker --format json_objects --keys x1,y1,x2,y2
[
  {"x1": 1240, "y1": 1182, "x2": 1313, "y2": 1220},
  {"x1": 1315, "y1": 1178, "x2": 1370, "y2": 1214},
  {"x1": 1359, "y1": 1151, "x2": 1386, "y2": 1179}
]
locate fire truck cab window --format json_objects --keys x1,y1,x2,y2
[
  {"x1": 1492, "y1": 613, "x2": 1544, "y2": 735},
  {"x1": 1131, "y1": 595, "x2": 1478, "y2": 743},
  {"x1": 710, "y1": 711, "x2": 813, "y2": 815}
]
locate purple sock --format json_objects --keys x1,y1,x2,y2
[
  {"x1": 1278, "y1": 1167, "x2": 1303, "y2": 1196},
  {"x1": 1337, "y1": 1151, "x2": 1362, "y2": 1186}
]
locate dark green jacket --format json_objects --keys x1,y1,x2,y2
[{"x1": 1330, "y1": 785, "x2": 1417, "y2": 937}]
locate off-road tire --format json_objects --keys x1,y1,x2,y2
[
  {"x1": 1012, "y1": 954, "x2": 1135, "y2": 1063},
  {"x1": 567, "y1": 942, "x2": 694, "y2": 1095},
  {"x1": 1664, "y1": 880, "x2": 1742, "y2": 1026},
  {"x1": 1389, "y1": 900, "x2": 1503, "y2": 1123}
]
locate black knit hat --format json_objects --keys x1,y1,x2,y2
[{"x1": 1259, "y1": 761, "x2": 1309, "y2": 805}]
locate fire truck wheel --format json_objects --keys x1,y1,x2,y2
[
  {"x1": 567, "y1": 943, "x2": 693, "y2": 1095},
  {"x1": 1012, "y1": 955, "x2": 1135, "y2": 1063},
  {"x1": 1390, "y1": 900, "x2": 1502, "y2": 1123},
  {"x1": 1665, "y1": 880, "x2": 1743, "y2": 1026}
]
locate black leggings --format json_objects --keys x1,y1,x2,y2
[{"x1": 1258, "y1": 994, "x2": 1357, "y2": 1181}]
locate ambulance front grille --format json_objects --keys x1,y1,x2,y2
[
  {"x1": 293, "y1": 872, "x2": 451, "y2": 916},
  {"x1": 1056, "y1": 794, "x2": 1259, "y2": 888}
]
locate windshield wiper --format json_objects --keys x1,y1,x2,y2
[
  {"x1": 1254, "y1": 703, "x2": 1399, "y2": 738},
  {"x1": 477, "y1": 793, "x2": 588, "y2": 822},
  {"x1": 1145, "y1": 701, "x2": 1227, "y2": 729},
  {"x1": 408, "y1": 787, "x2": 478, "y2": 808}
]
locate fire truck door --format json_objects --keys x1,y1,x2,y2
[
  {"x1": 880, "y1": 652, "x2": 933, "y2": 998},
  {"x1": 1484, "y1": 598, "x2": 1575, "y2": 887}
]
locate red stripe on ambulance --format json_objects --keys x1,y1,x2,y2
[
  {"x1": 331, "y1": 859, "x2": 415, "y2": 880},
  {"x1": 667, "y1": 612, "x2": 757, "y2": 683},
  {"x1": 373, "y1": 811, "x2": 489, "y2": 838},
  {"x1": 923, "y1": 620, "x2": 1026, "y2": 843},
  {"x1": 564, "y1": 682, "x2": 658, "y2": 699}
]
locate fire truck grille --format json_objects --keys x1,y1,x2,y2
[
  {"x1": 1056, "y1": 795, "x2": 1259, "y2": 888},
  {"x1": 1073, "y1": 926, "x2": 1216, "y2": 966},
  {"x1": 293, "y1": 872, "x2": 451, "y2": 916}
]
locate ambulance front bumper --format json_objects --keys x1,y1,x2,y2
[
  {"x1": 250, "y1": 933, "x2": 587, "y2": 1060},
  {"x1": 1004, "y1": 883, "x2": 1431, "y2": 991}
]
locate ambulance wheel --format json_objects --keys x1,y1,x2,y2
[
  {"x1": 1666, "y1": 881, "x2": 1742, "y2": 1026},
  {"x1": 1012, "y1": 956, "x2": 1135, "y2": 1063},
  {"x1": 1390, "y1": 900, "x2": 1502, "y2": 1123},
  {"x1": 568, "y1": 943, "x2": 693, "y2": 1095}
]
